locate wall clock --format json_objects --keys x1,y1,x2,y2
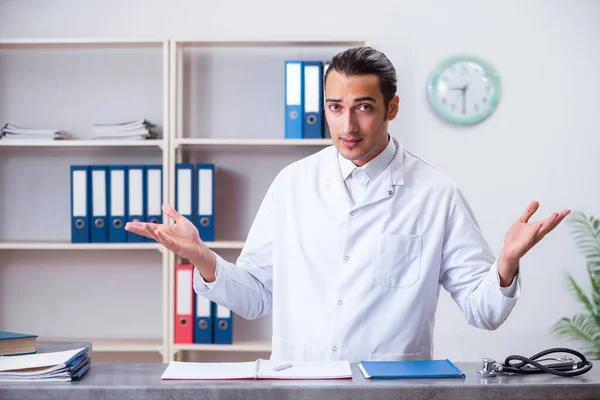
[{"x1": 427, "y1": 54, "x2": 500, "y2": 125}]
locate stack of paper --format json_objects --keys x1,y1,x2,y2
[
  {"x1": 0, "y1": 346, "x2": 91, "y2": 382},
  {"x1": 92, "y1": 119, "x2": 156, "y2": 140},
  {"x1": 161, "y1": 358, "x2": 352, "y2": 380},
  {"x1": 0, "y1": 124, "x2": 63, "y2": 140}
]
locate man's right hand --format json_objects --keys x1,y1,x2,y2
[{"x1": 125, "y1": 203, "x2": 217, "y2": 282}]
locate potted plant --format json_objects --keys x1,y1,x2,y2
[{"x1": 551, "y1": 211, "x2": 600, "y2": 358}]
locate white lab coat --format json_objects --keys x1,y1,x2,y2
[{"x1": 194, "y1": 136, "x2": 520, "y2": 362}]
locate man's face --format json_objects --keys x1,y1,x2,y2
[{"x1": 324, "y1": 70, "x2": 399, "y2": 167}]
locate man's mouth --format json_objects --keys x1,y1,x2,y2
[{"x1": 341, "y1": 137, "x2": 362, "y2": 149}]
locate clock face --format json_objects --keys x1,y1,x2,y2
[{"x1": 427, "y1": 55, "x2": 500, "y2": 125}]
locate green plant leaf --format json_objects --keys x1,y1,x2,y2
[
  {"x1": 565, "y1": 274, "x2": 595, "y2": 315},
  {"x1": 551, "y1": 315, "x2": 600, "y2": 359},
  {"x1": 567, "y1": 211, "x2": 600, "y2": 261},
  {"x1": 553, "y1": 211, "x2": 600, "y2": 360}
]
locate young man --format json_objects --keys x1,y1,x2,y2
[{"x1": 126, "y1": 46, "x2": 569, "y2": 362}]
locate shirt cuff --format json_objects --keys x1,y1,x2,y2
[
  {"x1": 496, "y1": 263, "x2": 520, "y2": 298},
  {"x1": 193, "y1": 251, "x2": 220, "y2": 293}
]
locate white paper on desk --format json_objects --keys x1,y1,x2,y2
[
  {"x1": 161, "y1": 361, "x2": 258, "y2": 380},
  {"x1": 161, "y1": 359, "x2": 352, "y2": 380},
  {"x1": 257, "y1": 359, "x2": 352, "y2": 380},
  {"x1": 0, "y1": 347, "x2": 86, "y2": 373}
]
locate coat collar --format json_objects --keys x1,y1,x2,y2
[
  {"x1": 337, "y1": 134, "x2": 398, "y2": 184},
  {"x1": 320, "y1": 135, "x2": 405, "y2": 210}
]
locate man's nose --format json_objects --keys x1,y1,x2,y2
[{"x1": 342, "y1": 112, "x2": 359, "y2": 135}]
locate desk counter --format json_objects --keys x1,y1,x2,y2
[{"x1": 1, "y1": 342, "x2": 599, "y2": 400}]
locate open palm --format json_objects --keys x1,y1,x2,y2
[
  {"x1": 125, "y1": 203, "x2": 205, "y2": 262},
  {"x1": 502, "y1": 201, "x2": 570, "y2": 262}
]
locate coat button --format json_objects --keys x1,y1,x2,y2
[
  {"x1": 350, "y1": 211, "x2": 355, "y2": 216},
  {"x1": 332, "y1": 346, "x2": 337, "y2": 352},
  {"x1": 338, "y1": 300, "x2": 343, "y2": 305},
  {"x1": 344, "y1": 255, "x2": 349, "y2": 261}
]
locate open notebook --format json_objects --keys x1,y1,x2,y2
[{"x1": 161, "y1": 359, "x2": 352, "y2": 380}]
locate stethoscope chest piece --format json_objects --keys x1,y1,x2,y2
[{"x1": 478, "y1": 358, "x2": 500, "y2": 378}]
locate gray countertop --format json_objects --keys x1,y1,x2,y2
[{"x1": 1, "y1": 342, "x2": 599, "y2": 400}]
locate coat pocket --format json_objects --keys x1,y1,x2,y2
[{"x1": 375, "y1": 234, "x2": 422, "y2": 288}]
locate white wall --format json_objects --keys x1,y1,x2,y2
[{"x1": 1, "y1": 0, "x2": 599, "y2": 363}]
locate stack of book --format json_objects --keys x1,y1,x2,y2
[
  {"x1": 0, "y1": 331, "x2": 38, "y2": 356},
  {"x1": 92, "y1": 119, "x2": 157, "y2": 140},
  {"x1": 0, "y1": 123, "x2": 63, "y2": 140},
  {"x1": 0, "y1": 332, "x2": 91, "y2": 382}
]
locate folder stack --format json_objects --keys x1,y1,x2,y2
[
  {"x1": 173, "y1": 163, "x2": 230, "y2": 345},
  {"x1": 284, "y1": 60, "x2": 330, "y2": 139},
  {"x1": 70, "y1": 162, "x2": 215, "y2": 244},
  {"x1": 175, "y1": 163, "x2": 215, "y2": 242},
  {"x1": 91, "y1": 119, "x2": 157, "y2": 140},
  {"x1": 0, "y1": 123, "x2": 63, "y2": 140},
  {"x1": 70, "y1": 164, "x2": 163, "y2": 243},
  {"x1": 0, "y1": 346, "x2": 91, "y2": 382},
  {"x1": 174, "y1": 264, "x2": 233, "y2": 345}
]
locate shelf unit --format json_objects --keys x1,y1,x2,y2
[
  {"x1": 0, "y1": 38, "x2": 171, "y2": 361},
  {"x1": 166, "y1": 38, "x2": 365, "y2": 361},
  {"x1": 1, "y1": 37, "x2": 365, "y2": 363}
]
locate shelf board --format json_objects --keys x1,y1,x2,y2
[
  {"x1": 0, "y1": 38, "x2": 164, "y2": 49},
  {"x1": 38, "y1": 337, "x2": 163, "y2": 353},
  {"x1": 173, "y1": 340, "x2": 271, "y2": 353},
  {"x1": 0, "y1": 139, "x2": 164, "y2": 148},
  {"x1": 173, "y1": 38, "x2": 365, "y2": 47},
  {"x1": 176, "y1": 138, "x2": 332, "y2": 147},
  {"x1": 0, "y1": 241, "x2": 242, "y2": 251},
  {"x1": 0, "y1": 242, "x2": 162, "y2": 250}
]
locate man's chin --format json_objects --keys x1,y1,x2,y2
[{"x1": 338, "y1": 147, "x2": 365, "y2": 162}]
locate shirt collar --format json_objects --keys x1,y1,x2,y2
[{"x1": 338, "y1": 134, "x2": 397, "y2": 183}]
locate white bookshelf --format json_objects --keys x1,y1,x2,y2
[
  {"x1": 166, "y1": 38, "x2": 365, "y2": 361},
  {"x1": 0, "y1": 38, "x2": 171, "y2": 361},
  {"x1": 1, "y1": 36, "x2": 365, "y2": 363}
]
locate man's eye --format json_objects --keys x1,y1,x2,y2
[
  {"x1": 359, "y1": 104, "x2": 372, "y2": 111},
  {"x1": 329, "y1": 104, "x2": 340, "y2": 111}
]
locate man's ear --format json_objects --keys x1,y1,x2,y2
[{"x1": 387, "y1": 95, "x2": 400, "y2": 121}]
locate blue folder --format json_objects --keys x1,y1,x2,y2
[{"x1": 358, "y1": 359, "x2": 465, "y2": 379}]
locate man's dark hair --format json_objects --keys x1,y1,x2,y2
[{"x1": 324, "y1": 46, "x2": 397, "y2": 118}]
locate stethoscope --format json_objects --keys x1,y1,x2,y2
[{"x1": 477, "y1": 348, "x2": 593, "y2": 378}]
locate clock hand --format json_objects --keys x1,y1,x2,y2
[
  {"x1": 462, "y1": 84, "x2": 468, "y2": 115},
  {"x1": 451, "y1": 91, "x2": 463, "y2": 109}
]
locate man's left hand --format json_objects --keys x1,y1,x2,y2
[{"x1": 497, "y1": 200, "x2": 570, "y2": 287}]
